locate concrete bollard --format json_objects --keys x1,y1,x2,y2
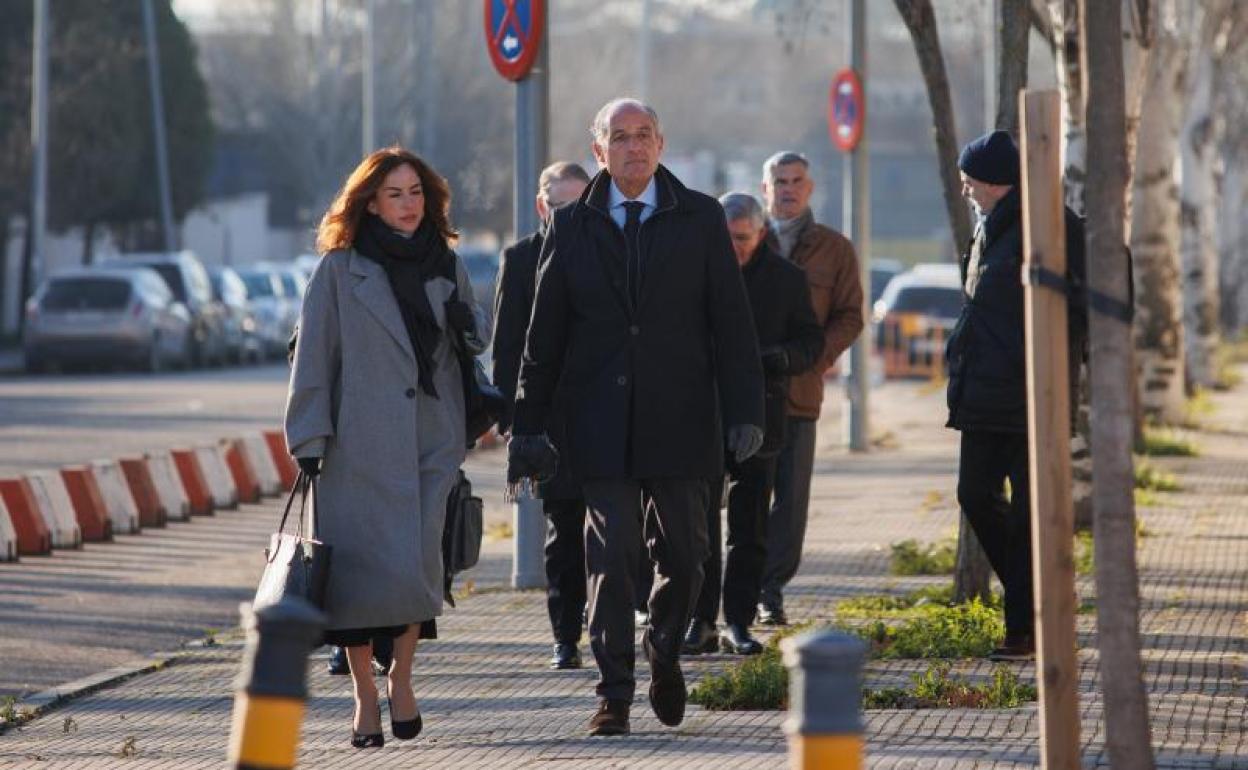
[
  {"x1": 240, "y1": 434, "x2": 282, "y2": 497},
  {"x1": 0, "y1": 496, "x2": 20, "y2": 561},
  {"x1": 25, "y1": 471, "x2": 84, "y2": 549},
  {"x1": 228, "y1": 597, "x2": 325, "y2": 770},
  {"x1": 781, "y1": 629, "x2": 866, "y2": 770},
  {"x1": 146, "y1": 451, "x2": 192, "y2": 522}
]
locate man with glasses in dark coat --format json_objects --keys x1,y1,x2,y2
[
  {"x1": 509, "y1": 97, "x2": 764, "y2": 736},
  {"x1": 682, "y1": 192, "x2": 823, "y2": 658},
  {"x1": 492, "y1": 160, "x2": 591, "y2": 671}
]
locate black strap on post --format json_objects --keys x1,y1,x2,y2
[{"x1": 1023, "y1": 264, "x2": 1133, "y2": 325}]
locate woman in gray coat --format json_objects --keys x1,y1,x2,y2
[{"x1": 285, "y1": 146, "x2": 487, "y2": 748}]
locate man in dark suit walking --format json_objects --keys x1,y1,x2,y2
[
  {"x1": 492, "y1": 160, "x2": 591, "y2": 671},
  {"x1": 510, "y1": 97, "x2": 764, "y2": 736}
]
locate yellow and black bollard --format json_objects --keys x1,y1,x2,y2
[
  {"x1": 228, "y1": 597, "x2": 325, "y2": 770},
  {"x1": 781, "y1": 629, "x2": 866, "y2": 769}
]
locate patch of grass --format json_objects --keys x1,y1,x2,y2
[
  {"x1": 1134, "y1": 488, "x2": 1159, "y2": 507},
  {"x1": 689, "y1": 647, "x2": 788, "y2": 710},
  {"x1": 1134, "y1": 461, "x2": 1180, "y2": 492},
  {"x1": 889, "y1": 538, "x2": 957, "y2": 576},
  {"x1": 851, "y1": 598, "x2": 1004, "y2": 659},
  {"x1": 863, "y1": 662, "x2": 1037, "y2": 710},
  {"x1": 1077, "y1": 599, "x2": 1096, "y2": 615},
  {"x1": 836, "y1": 584, "x2": 1002, "y2": 620},
  {"x1": 1074, "y1": 531, "x2": 1095, "y2": 576},
  {"x1": 1213, "y1": 344, "x2": 1244, "y2": 390},
  {"x1": 1139, "y1": 428, "x2": 1200, "y2": 457}
]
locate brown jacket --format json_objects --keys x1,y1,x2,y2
[{"x1": 781, "y1": 220, "x2": 863, "y2": 419}]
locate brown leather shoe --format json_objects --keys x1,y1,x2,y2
[
  {"x1": 643, "y1": 632, "x2": 686, "y2": 726},
  {"x1": 587, "y1": 698, "x2": 630, "y2": 736}
]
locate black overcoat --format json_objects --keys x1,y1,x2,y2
[
  {"x1": 945, "y1": 187, "x2": 1088, "y2": 433},
  {"x1": 739, "y1": 244, "x2": 824, "y2": 456},
  {"x1": 512, "y1": 166, "x2": 765, "y2": 481}
]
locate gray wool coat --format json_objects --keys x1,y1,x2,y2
[{"x1": 284, "y1": 247, "x2": 488, "y2": 631}]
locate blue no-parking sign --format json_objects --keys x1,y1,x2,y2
[{"x1": 484, "y1": 0, "x2": 545, "y2": 82}]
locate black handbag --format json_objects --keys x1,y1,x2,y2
[
  {"x1": 441, "y1": 470, "x2": 483, "y2": 606},
  {"x1": 254, "y1": 472, "x2": 331, "y2": 610}
]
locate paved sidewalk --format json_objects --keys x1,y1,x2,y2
[{"x1": 1, "y1": 376, "x2": 1244, "y2": 768}]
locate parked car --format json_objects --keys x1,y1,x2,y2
[
  {"x1": 257, "y1": 262, "x2": 306, "y2": 338},
  {"x1": 101, "y1": 251, "x2": 230, "y2": 367},
  {"x1": 23, "y1": 267, "x2": 192, "y2": 372},
  {"x1": 870, "y1": 258, "x2": 905, "y2": 305},
  {"x1": 872, "y1": 263, "x2": 964, "y2": 378},
  {"x1": 235, "y1": 266, "x2": 292, "y2": 358},
  {"x1": 208, "y1": 266, "x2": 263, "y2": 364}
]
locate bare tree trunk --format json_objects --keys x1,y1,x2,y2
[
  {"x1": 892, "y1": 0, "x2": 973, "y2": 254},
  {"x1": 996, "y1": 0, "x2": 1031, "y2": 136},
  {"x1": 1181, "y1": 17, "x2": 1222, "y2": 391},
  {"x1": 891, "y1": 0, "x2": 989, "y2": 601},
  {"x1": 1052, "y1": 0, "x2": 1086, "y2": 215},
  {"x1": 1081, "y1": 1, "x2": 1156, "y2": 764},
  {"x1": 1131, "y1": 0, "x2": 1189, "y2": 422}
]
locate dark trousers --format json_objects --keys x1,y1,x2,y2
[
  {"x1": 544, "y1": 498, "x2": 587, "y2": 645},
  {"x1": 583, "y1": 478, "x2": 710, "y2": 702},
  {"x1": 761, "y1": 417, "x2": 817, "y2": 610},
  {"x1": 695, "y1": 455, "x2": 777, "y2": 627},
  {"x1": 956, "y1": 430, "x2": 1034, "y2": 637}
]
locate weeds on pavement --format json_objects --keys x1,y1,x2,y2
[
  {"x1": 1139, "y1": 428, "x2": 1200, "y2": 457},
  {"x1": 1134, "y1": 461, "x2": 1180, "y2": 493},
  {"x1": 889, "y1": 538, "x2": 957, "y2": 576},
  {"x1": 862, "y1": 663, "x2": 1037, "y2": 709}
]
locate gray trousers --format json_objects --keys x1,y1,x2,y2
[
  {"x1": 760, "y1": 417, "x2": 817, "y2": 610},
  {"x1": 583, "y1": 478, "x2": 710, "y2": 702}
]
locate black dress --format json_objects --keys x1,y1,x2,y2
[{"x1": 324, "y1": 619, "x2": 437, "y2": 648}]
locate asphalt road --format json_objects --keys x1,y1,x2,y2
[{"x1": 0, "y1": 363, "x2": 511, "y2": 698}]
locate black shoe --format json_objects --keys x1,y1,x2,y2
[
  {"x1": 643, "y1": 632, "x2": 686, "y2": 727},
  {"x1": 587, "y1": 698, "x2": 631, "y2": 736},
  {"x1": 351, "y1": 705, "x2": 384, "y2": 749},
  {"x1": 756, "y1": 603, "x2": 788, "y2": 626},
  {"x1": 389, "y1": 702, "x2": 422, "y2": 740},
  {"x1": 681, "y1": 619, "x2": 718, "y2": 656},
  {"x1": 327, "y1": 645, "x2": 349, "y2": 676},
  {"x1": 719, "y1": 624, "x2": 763, "y2": 656},
  {"x1": 989, "y1": 632, "x2": 1036, "y2": 661},
  {"x1": 550, "y1": 641, "x2": 582, "y2": 670}
]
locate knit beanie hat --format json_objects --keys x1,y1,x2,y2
[{"x1": 958, "y1": 130, "x2": 1019, "y2": 186}]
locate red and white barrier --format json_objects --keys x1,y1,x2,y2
[
  {"x1": 195, "y1": 444, "x2": 238, "y2": 510},
  {"x1": 171, "y1": 448, "x2": 214, "y2": 517},
  {"x1": 263, "y1": 430, "x2": 299, "y2": 491},
  {"x1": 146, "y1": 451, "x2": 191, "y2": 522},
  {"x1": 0, "y1": 496, "x2": 19, "y2": 561},
  {"x1": 222, "y1": 439, "x2": 261, "y2": 504},
  {"x1": 119, "y1": 457, "x2": 167, "y2": 528},
  {"x1": 0, "y1": 479, "x2": 52, "y2": 555},
  {"x1": 24, "y1": 471, "x2": 83, "y2": 549},
  {"x1": 60, "y1": 466, "x2": 113, "y2": 542},
  {"x1": 240, "y1": 434, "x2": 282, "y2": 497},
  {"x1": 90, "y1": 460, "x2": 141, "y2": 535}
]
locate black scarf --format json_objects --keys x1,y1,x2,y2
[{"x1": 353, "y1": 214, "x2": 454, "y2": 398}]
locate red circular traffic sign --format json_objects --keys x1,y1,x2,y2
[
  {"x1": 483, "y1": 0, "x2": 545, "y2": 82},
  {"x1": 828, "y1": 69, "x2": 865, "y2": 152}
]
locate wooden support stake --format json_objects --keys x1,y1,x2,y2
[{"x1": 1021, "y1": 89, "x2": 1080, "y2": 769}]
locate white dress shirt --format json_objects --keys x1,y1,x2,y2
[{"x1": 607, "y1": 177, "x2": 658, "y2": 230}]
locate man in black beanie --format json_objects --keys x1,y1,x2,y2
[{"x1": 945, "y1": 129, "x2": 1086, "y2": 660}]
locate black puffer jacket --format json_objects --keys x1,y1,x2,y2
[{"x1": 945, "y1": 187, "x2": 1087, "y2": 433}]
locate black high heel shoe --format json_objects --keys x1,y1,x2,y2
[
  {"x1": 390, "y1": 700, "x2": 423, "y2": 740},
  {"x1": 351, "y1": 705, "x2": 384, "y2": 749}
]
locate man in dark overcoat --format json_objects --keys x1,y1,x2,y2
[
  {"x1": 510, "y1": 98, "x2": 765, "y2": 736},
  {"x1": 682, "y1": 192, "x2": 824, "y2": 658},
  {"x1": 946, "y1": 129, "x2": 1087, "y2": 660},
  {"x1": 492, "y1": 160, "x2": 591, "y2": 671}
]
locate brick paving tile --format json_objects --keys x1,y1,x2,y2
[{"x1": 1, "y1": 375, "x2": 1245, "y2": 768}]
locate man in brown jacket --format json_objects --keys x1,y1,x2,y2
[{"x1": 757, "y1": 151, "x2": 863, "y2": 625}]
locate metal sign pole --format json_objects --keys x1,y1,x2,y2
[
  {"x1": 844, "y1": 0, "x2": 871, "y2": 452},
  {"x1": 29, "y1": 0, "x2": 49, "y2": 300},
  {"x1": 510, "y1": 7, "x2": 549, "y2": 590},
  {"x1": 141, "y1": 0, "x2": 178, "y2": 253}
]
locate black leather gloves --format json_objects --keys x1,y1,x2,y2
[
  {"x1": 296, "y1": 456, "x2": 321, "y2": 478},
  {"x1": 725, "y1": 424, "x2": 764, "y2": 464},
  {"x1": 761, "y1": 346, "x2": 789, "y2": 375},
  {"x1": 506, "y1": 434, "x2": 559, "y2": 485},
  {"x1": 444, "y1": 300, "x2": 477, "y2": 337}
]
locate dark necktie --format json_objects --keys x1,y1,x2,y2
[{"x1": 622, "y1": 201, "x2": 645, "y2": 308}]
